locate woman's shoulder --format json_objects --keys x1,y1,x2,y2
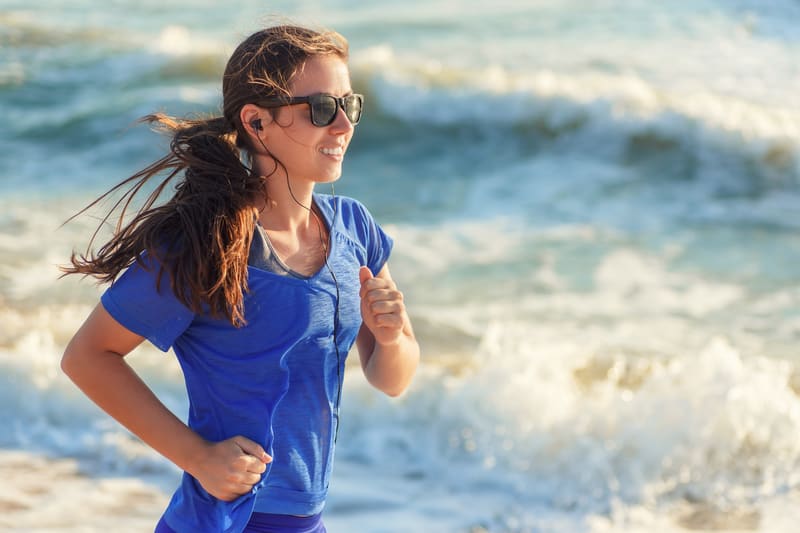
[
  {"x1": 316, "y1": 193, "x2": 376, "y2": 225},
  {"x1": 316, "y1": 192, "x2": 365, "y2": 210}
]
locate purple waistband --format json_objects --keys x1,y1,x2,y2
[
  {"x1": 155, "y1": 511, "x2": 324, "y2": 533},
  {"x1": 248, "y1": 511, "x2": 323, "y2": 531}
]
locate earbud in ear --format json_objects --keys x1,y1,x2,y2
[{"x1": 251, "y1": 118, "x2": 263, "y2": 131}]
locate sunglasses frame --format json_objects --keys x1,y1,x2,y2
[{"x1": 254, "y1": 93, "x2": 364, "y2": 127}]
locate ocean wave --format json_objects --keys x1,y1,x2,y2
[
  {"x1": 340, "y1": 324, "x2": 800, "y2": 524},
  {"x1": 0, "y1": 14, "x2": 228, "y2": 91},
  {"x1": 4, "y1": 17, "x2": 797, "y2": 196},
  {"x1": 0, "y1": 13, "x2": 112, "y2": 48},
  {"x1": 351, "y1": 46, "x2": 800, "y2": 192}
]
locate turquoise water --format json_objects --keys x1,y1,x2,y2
[{"x1": 2, "y1": 1, "x2": 800, "y2": 531}]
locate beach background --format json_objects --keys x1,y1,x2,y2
[{"x1": 1, "y1": 0, "x2": 800, "y2": 531}]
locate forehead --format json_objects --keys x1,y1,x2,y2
[{"x1": 289, "y1": 55, "x2": 352, "y2": 96}]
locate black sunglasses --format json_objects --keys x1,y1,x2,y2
[{"x1": 255, "y1": 93, "x2": 363, "y2": 127}]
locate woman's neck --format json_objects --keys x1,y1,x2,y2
[
  {"x1": 258, "y1": 175, "x2": 317, "y2": 233},
  {"x1": 255, "y1": 175, "x2": 329, "y2": 277}
]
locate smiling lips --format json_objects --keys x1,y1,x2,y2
[{"x1": 320, "y1": 146, "x2": 344, "y2": 157}]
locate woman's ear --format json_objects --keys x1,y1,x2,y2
[{"x1": 240, "y1": 104, "x2": 266, "y2": 138}]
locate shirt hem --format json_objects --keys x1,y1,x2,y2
[{"x1": 251, "y1": 486, "x2": 327, "y2": 516}]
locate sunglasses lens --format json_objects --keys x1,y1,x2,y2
[
  {"x1": 343, "y1": 95, "x2": 362, "y2": 125},
  {"x1": 308, "y1": 94, "x2": 363, "y2": 126},
  {"x1": 310, "y1": 96, "x2": 338, "y2": 126}
]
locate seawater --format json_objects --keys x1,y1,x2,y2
[{"x1": 1, "y1": 1, "x2": 800, "y2": 531}]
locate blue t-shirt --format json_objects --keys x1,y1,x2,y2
[{"x1": 100, "y1": 194, "x2": 392, "y2": 533}]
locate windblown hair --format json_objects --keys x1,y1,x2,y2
[{"x1": 62, "y1": 25, "x2": 349, "y2": 326}]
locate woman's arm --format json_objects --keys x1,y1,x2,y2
[
  {"x1": 61, "y1": 303, "x2": 270, "y2": 501},
  {"x1": 356, "y1": 264, "x2": 420, "y2": 397}
]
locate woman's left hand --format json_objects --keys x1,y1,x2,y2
[
  {"x1": 356, "y1": 264, "x2": 419, "y2": 397},
  {"x1": 359, "y1": 266, "x2": 407, "y2": 346}
]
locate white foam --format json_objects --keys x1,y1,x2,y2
[
  {"x1": 353, "y1": 40, "x2": 800, "y2": 182},
  {"x1": 152, "y1": 25, "x2": 193, "y2": 55},
  {"x1": 339, "y1": 321, "x2": 800, "y2": 530}
]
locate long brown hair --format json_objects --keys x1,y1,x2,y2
[{"x1": 62, "y1": 25, "x2": 349, "y2": 326}]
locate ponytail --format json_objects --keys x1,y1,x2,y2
[{"x1": 63, "y1": 114, "x2": 263, "y2": 327}]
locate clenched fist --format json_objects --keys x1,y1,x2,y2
[
  {"x1": 359, "y1": 266, "x2": 408, "y2": 346},
  {"x1": 192, "y1": 435, "x2": 271, "y2": 501}
]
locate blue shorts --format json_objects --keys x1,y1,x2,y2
[{"x1": 155, "y1": 511, "x2": 326, "y2": 533}]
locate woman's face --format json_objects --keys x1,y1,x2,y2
[{"x1": 262, "y1": 55, "x2": 356, "y2": 186}]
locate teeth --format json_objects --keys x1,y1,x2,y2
[{"x1": 320, "y1": 147, "x2": 343, "y2": 156}]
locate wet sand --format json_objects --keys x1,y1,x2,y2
[{"x1": 0, "y1": 450, "x2": 168, "y2": 533}]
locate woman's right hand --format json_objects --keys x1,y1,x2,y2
[
  {"x1": 62, "y1": 304, "x2": 272, "y2": 503},
  {"x1": 190, "y1": 436, "x2": 272, "y2": 502}
]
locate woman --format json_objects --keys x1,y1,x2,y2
[{"x1": 60, "y1": 24, "x2": 419, "y2": 533}]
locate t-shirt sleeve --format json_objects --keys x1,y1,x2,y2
[
  {"x1": 100, "y1": 255, "x2": 195, "y2": 352},
  {"x1": 357, "y1": 202, "x2": 394, "y2": 275}
]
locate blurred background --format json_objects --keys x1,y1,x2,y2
[{"x1": 1, "y1": 1, "x2": 799, "y2": 531}]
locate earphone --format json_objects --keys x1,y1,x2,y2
[
  {"x1": 252, "y1": 132, "x2": 344, "y2": 443},
  {"x1": 251, "y1": 118, "x2": 262, "y2": 131}
]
